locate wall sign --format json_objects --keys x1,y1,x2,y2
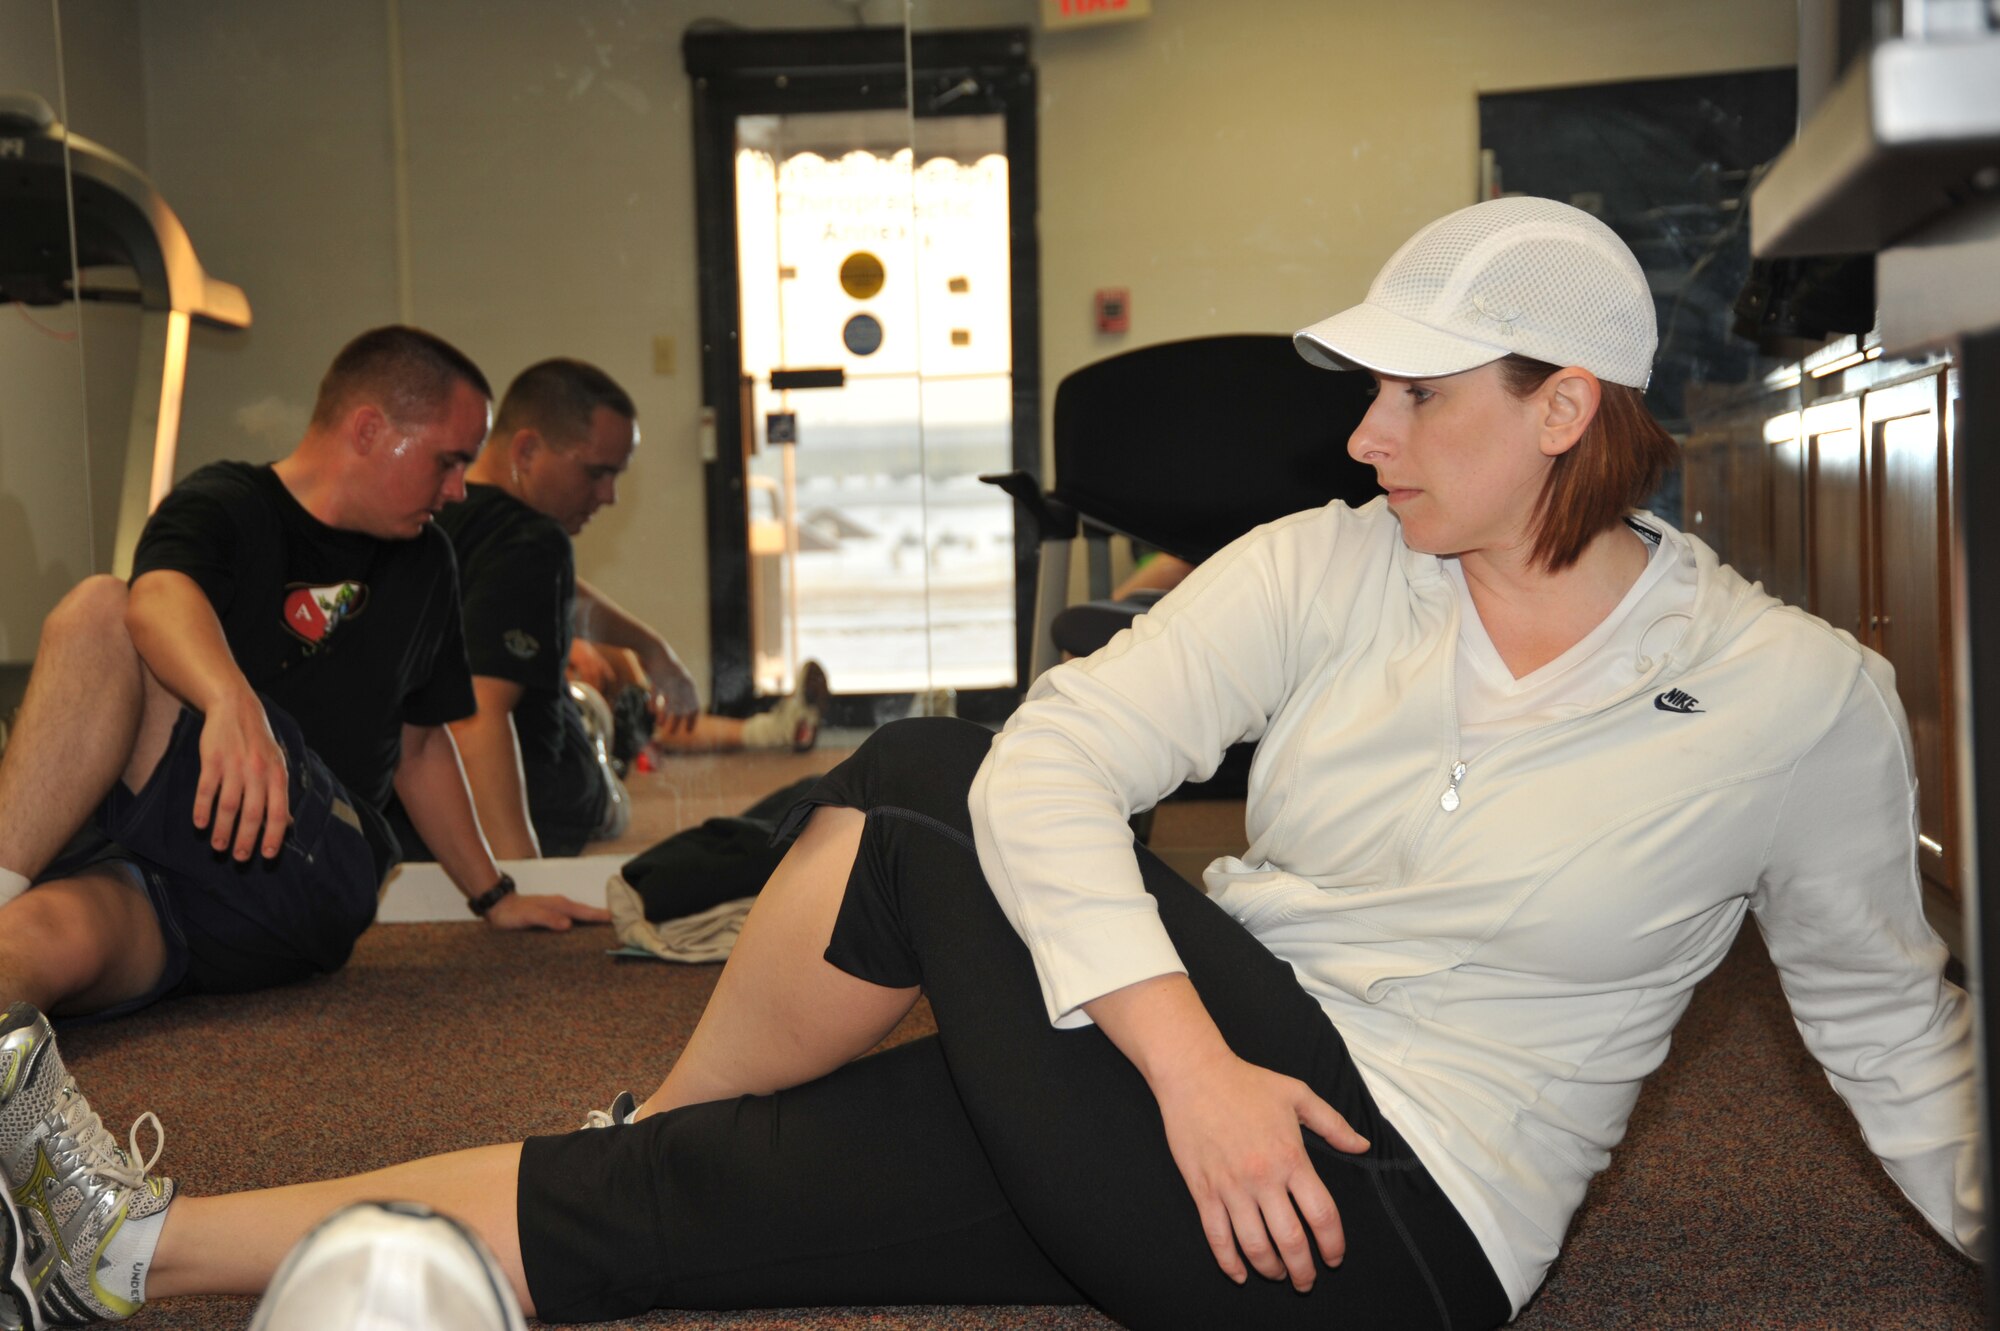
[{"x1": 1043, "y1": 0, "x2": 1150, "y2": 30}]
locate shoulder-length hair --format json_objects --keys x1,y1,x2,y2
[{"x1": 1496, "y1": 354, "x2": 1680, "y2": 572}]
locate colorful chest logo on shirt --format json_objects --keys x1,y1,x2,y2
[{"x1": 283, "y1": 581, "x2": 368, "y2": 649}]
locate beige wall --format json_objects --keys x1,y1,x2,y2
[
  {"x1": 12, "y1": 0, "x2": 1793, "y2": 692},
  {"x1": 140, "y1": 0, "x2": 906, "y2": 696},
  {"x1": 997, "y1": 0, "x2": 1797, "y2": 453}
]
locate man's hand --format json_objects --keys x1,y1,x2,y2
[
  {"x1": 1150, "y1": 1044, "x2": 1368, "y2": 1292},
  {"x1": 194, "y1": 690, "x2": 291, "y2": 861},
  {"x1": 482, "y1": 891, "x2": 612, "y2": 931},
  {"x1": 646, "y1": 652, "x2": 701, "y2": 736}
]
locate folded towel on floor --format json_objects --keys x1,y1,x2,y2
[{"x1": 607, "y1": 871, "x2": 754, "y2": 963}]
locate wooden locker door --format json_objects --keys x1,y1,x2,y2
[
  {"x1": 1682, "y1": 432, "x2": 1727, "y2": 553},
  {"x1": 1806, "y1": 398, "x2": 1867, "y2": 641},
  {"x1": 1867, "y1": 374, "x2": 1954, "y2": 896},
  {"x1": 1727, "y1": 420, "x2": 1773, "y2": 587},
  {"x1": 1766, "y1": 410, "x2": 1807, "y2": 607}
]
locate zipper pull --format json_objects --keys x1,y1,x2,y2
[{"x1": 1439, "y1": 761, "x2": 1467, "y2": 812}]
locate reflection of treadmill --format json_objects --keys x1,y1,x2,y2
[{"x1": 0, "y1": 91, "x2": 250, "y2": 576}]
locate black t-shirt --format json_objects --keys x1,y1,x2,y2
[
  {"x1": 130, "y1": 462, "x2": 476, "y2": 831},
  {"x1": 433, "y1": 484, "x2": 604, "y2": 838}
]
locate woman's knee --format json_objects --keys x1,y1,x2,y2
[{"x1": 853, "y1": 717, "x2": 994, "y2": 792}]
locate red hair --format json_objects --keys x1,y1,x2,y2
[{"x1": 1497, "y1": 355, "x2": 1679, "y2": 572}]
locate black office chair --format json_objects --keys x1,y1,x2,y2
[
  {"x1": 989, "y1": 332, "x2": 1381, "y2": 675},
  {"x1": 984, "y1": 333, "x2": 1381, "y2": 808}
]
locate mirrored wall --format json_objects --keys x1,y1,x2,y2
[{"x1": 0, "y1": 0, "x2": 93, "y2": 675}]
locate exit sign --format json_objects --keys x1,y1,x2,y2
[{"x1": 1043, "y1": 0, "x2": 1150, "y2": 30}]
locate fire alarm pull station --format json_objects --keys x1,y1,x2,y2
[{"x1": 1095, "y1": 288, "x2": 1130, "y2": 334}]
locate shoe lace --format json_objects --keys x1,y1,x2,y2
[{"x1": 53, "y1": 1079, "x2": 164, "y2": 1188}]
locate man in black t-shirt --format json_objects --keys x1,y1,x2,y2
[
  {"x1": 0, "y1": 326, "x2": 607, "y2": 1023},
  {"x1": 391, "y1": 358, "x2": 826, "y2": 862}
]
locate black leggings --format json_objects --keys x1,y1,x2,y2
[{"x1": 517, "y1": 719, "x2": 1508, "y2": 1330}]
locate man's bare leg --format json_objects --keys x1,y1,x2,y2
[
  {"x1": 0, "y1": 576, "x2": 184, "y2": 1012},
  {"x1": 0, "y1": 576, "x2": 181, "y2": 879},
  {"x1": 0, "y1": 869, "x2": 170, "y2": 1014},
  {"x1": 647, "y1": 713, "x2": 752, "y2": 753},
  {"x1": 640, "y1": 806, "x2": 916, "y2": 1117}
]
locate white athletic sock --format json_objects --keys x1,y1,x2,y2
[
  {"x1": 101, "y1": 1202, "x2": 169, "y2": 1304},
  {"x1": 0, "y1": 868, "x2": 29, "y2": 909}
]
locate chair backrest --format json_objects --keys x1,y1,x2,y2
[{"x1": 1051, "y1": 334, "x2": 1382, "y2": 564}]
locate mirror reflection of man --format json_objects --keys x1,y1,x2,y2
[
  {"x1": 392, "y1": 359, "x2": 826, "y2": 862},
  {"x1": 0, "y1": 327, "x2": 608, "y2": 1025}
]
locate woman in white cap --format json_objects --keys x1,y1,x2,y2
[{"x1": 0, "y1": 198, "x2": 1977, "y2": 1331}]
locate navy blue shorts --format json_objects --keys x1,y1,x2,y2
[{"x1": 40, "y1": 697, "x2": 385, "y2": 1020}]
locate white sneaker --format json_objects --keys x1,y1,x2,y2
[
  {"x1": 579, "y1": 1091, "x2": 636, "y2": 1130},
  {"x1": 248, "y1": 1201, "x2": 525, "y2": 1331}
]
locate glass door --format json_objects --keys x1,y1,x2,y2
[{"x1": 735, "y1": 109, "x2": 1015, "y2": 699}]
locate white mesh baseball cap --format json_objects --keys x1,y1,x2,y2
[{"x1": 1295, "y1": 196, "x2": 1657, "y2": 389}]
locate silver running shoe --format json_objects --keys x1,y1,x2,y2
[
  {"x1": 0, "y1": 1003, "x2": 173, "y2": 1326},
  {"x1": 578, "y1": 1090, "x2": 636, "y2": 1130},
  {"x1": 2, "y1": 1177, "x2": 35, "y2": 1331}
]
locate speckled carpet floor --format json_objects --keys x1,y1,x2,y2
[{"x1": 54, "y1": 913, "x2": 1982, "y2": 1330}]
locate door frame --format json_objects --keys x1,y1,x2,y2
[{"x1": 683, "y1": 25, "x2": 1041, "y2": 722}]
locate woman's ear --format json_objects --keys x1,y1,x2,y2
[{"x1": 1539, "y1": 368, "x2": 1602, "y2": 458}]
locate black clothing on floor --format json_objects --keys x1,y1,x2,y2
[
  {"x1": 618, "y1": 777, "x2": 819, "y2": 921},
  {"x1": 130, "y1": 461, "x2": 475, "y2": 865},
  {"x1": 516, "y1": 719, "x2": 1508, "y2": 1331}
]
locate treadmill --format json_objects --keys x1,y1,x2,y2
[{"x1": 0, "y1": 91, "x2": 250, "y2": 580}]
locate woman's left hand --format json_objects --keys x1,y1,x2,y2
[
  {"x1": 1150, "y1": 1042, "x2": 1367, "y2": 1291},
  {"x1": 1083, "y1": 974, "x2": 1369, "y2": 1293}
]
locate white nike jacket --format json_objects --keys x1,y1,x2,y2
[{"x1": 968, "y1": 498, "x2": 1980, "y2": 1313}]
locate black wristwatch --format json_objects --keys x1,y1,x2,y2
[{"x1": 467, "y1": 873, "x2": 517, "y2": 917}]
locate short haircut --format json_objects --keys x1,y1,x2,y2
[
  {"x1": 1498, "y1": 354, "x2": 1680, "y2": 573},
  {"x1": 491, "y1": 359, "x2": 638, "y2": 446},
  {"x1": 310, "y1": 326, "x2": 492, "y2": 429}
]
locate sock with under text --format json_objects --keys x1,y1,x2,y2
[{"x1": 100, "y1": 1203, "x2": 169, "y2": 1305}]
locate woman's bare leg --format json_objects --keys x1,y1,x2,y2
[
  {"x1": 640, "y1": 806, "x2": 917, "y2": 1117},
  {"x1": 147, "y1": 1144, "x2": 533, "y2": 1310},
  {"x1": 132, "y1": 809, "x2": 894, "y2": 1309}
]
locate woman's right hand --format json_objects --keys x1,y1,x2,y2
[{"x1": 1082, "y1": 974, "x2": 1369, "y2": 1293}]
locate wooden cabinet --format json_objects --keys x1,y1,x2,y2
[
  {"x1": 1865, "y1": 376, "x2": 1955, "y2": 894},
  {"x1": 1683, "y1": 365, "x2": 1958, "y2": 902},
  {"x1": 1806, "y1": 397, "x2": 1867, "y2": 641},
  {"x1": 1767, "y1": 412, "x2": 1807, "y2": 608}
]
